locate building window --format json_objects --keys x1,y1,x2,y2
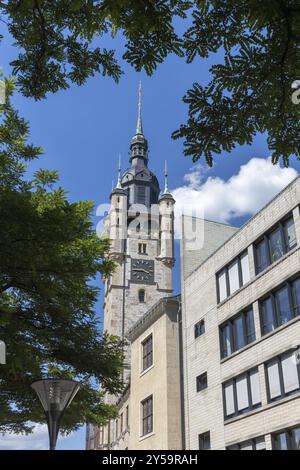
[
  {"x1": 141, "y1": 395, "x2": 153, "y2": 436},
  {"x1": 142, "y1": 334, "x2": 153, "y2": 371},
  {"x1": 255, "y1": 238, "x2": 270, "y2": 273},
  {"x1": 199, "y1": 431, "x2": 211, "y2": 450},
  {"x1": 126, "y1": 405, "x2": 129, "y2": 429},
  {"x1": 254, "y1": 215, "x2": 296, "y2": 274},
  {"x1": 272, "y1": 425, "x2": 300, "y2": 450},
  {"x1": 227, "y1": 436, "x2": 266, "y2": 450},
  {"x1": 265, "y1": 350, "x2": 300, "y2": 402},
  {"x1": 196, "y1": 372, "x2": 208, "y2": 392},
  {"x1": 259, "y1": 276, "x2": 300, "y2": 336},
  {"x1": 120, "y1": 413, "x2": 123, "y2": 433},
  {"x1": 138, "y1": 243, "x2": 147, "y2": 254},
  {"x1": 217, "y1": 251, "x2": 250, "y2": 303},
  {"x1": 223, "y1": 367, "x2": 261, "y2": 419},
  {"x1": 293, "y1": 278, "x2": 300, "y2": 316},
  {"x1": 195, "y1": 319, "x2": 205, "y2": 338},
  {"x1": 220, "y1": 308, "x2": 255, "y2": 358},
  {"x1": 139, "y1": 289, "x2": 145, "y2": 303}
]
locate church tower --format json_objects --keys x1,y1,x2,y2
[
  {"x1": 86, "y1": 85, "x2": 176, "y2": 450},
  {"x1": 103, "y1": 83, "x2": 175, "y2": 356}
]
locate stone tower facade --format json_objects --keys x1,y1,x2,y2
[{"x1": 103, "y1": 83, "x2": 175, "y2": 372}]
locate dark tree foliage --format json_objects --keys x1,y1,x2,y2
[
  {"x1": 0, "y1": 0, "x2": 189, "y2": 98},
  {"x1": 0, "y1": 77, "x2": 124, "y2": 435},
  {"x1": 0, "y1": 1, "x2": 299, "y2": 165},
  {"x1": 172, "y1": 0, "x2": 300, "y2": 166}
]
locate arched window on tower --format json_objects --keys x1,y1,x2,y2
[{"x1": 139, "y1": 289, "x2": 145, "y2": 303}]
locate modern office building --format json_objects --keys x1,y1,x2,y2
[{"x1": 181, "y1": 176, "x2": 300, "y2": 450}]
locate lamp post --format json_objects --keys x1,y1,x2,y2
[{"x1": 31, "y1": 378, "x2": 81, "y2": 450}]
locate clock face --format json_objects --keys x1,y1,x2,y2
[{"x1": 131, "y1": 259, "x2": 155, "y2": 284}]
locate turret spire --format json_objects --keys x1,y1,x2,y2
[
  {"x1": 159, "y1": 160, "x2": 174, "y2": 203},
  {"x1": 163, "y1": 160, "x2": 169, "y2": 194},
  {"x1": 116, "y1": 154, "x2": 122, "y2": 189},
  {"x1": 136, "y1": 81, "x2": 143, "y2": 135}
]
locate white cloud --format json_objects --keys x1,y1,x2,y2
[
  {"x1": 0, "y1": 424, "x2": 72, "y2": 450},
  {"x1": 172, "y1": 157, "x2": 298, "y2": 236}
]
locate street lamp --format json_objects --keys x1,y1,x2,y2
[{"x1": 31, "y1": 378, "x2": 81, "y2": 450}]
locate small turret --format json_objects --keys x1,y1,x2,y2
[
  {"x1": 109, "y1": 156, "x2": 127, "y2": 255},
  {"x1": 158, "y1": 161, "x2": 175, "y2": 266}
]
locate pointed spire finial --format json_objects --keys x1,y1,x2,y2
[
  {"x1": 163, "y1": 160, "x2": 169, "y2": 194},
  {"x1": 116, "y1": 154, "x2": 122, "y2": 189},
  {"x1": 136, "y1": 81, "x2": 143, "y2": 134}
]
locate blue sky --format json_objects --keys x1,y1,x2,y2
[{"x1": 1, "y1": 20, "x2": 300, "y2": 450}]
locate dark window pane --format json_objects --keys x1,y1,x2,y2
[
  {"x1": 275, "y1": 286, "x2": 292, "y2": 325},
  {"x1": 239, "y1": 441, "x2": 254, "y2": 450},
  {"x1": 139, "y1": 289, "x2": 145, "y2": 303},
  {"x1": 196, "y1": 373, "x2": 208, "y2": 392},
  {"x1": 269, "y1": 227, "x2": 284, "y2": 263},
  {"x1": 275, "y1": 432, "x2": 289, "y2": 450},
  {"x1": 199, "y1": 432, "x2": 210, "y2": 450},
  {"x1": 221, "y1": 324, "x2": 232, "y2": 358},
  {"x1": 261, "y1": 297, "x2": 275, "y2": 334},
  {"x1": 292, "y1": 427, "x2": 300, "y2": 450},
  {"x1": 246, "y1": 310, "x2": 256, "y2": 344},
  {"x1": 142, "y1": 335, "x2": 153, "y2": 371},
  {"x1": 292, "y1": 278, "x2": 300, "y2": 317},
  {"x1": 233, "y1": 315, "x2": 246, "y2": 350},
  {"x1": 227, "y1": 444, "x2": 239, "y2": 450},
  {"x1": 228, "y1": 437, "x2": 265, "y2": 451},
  {"x1": 284, "y1": 217, "x2": 297, "y2": 251},
  {"x1": 255, "y1": 239, "x2": 270, "y2": 273},
  {"x1": 142, "y1": 396, "x2": 153, "y2": 436},
  {"x1": 195, "y1": 320, "x2": 205, "y2": 338}
]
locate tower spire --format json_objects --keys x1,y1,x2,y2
[
  {"x1": 116, "y1": 154, "x2": 122, "y2": 189},
  {"x1": 136, "y1": 81, "x2": 143, "y2": 135},
  {"x1": 130, "y1": 82, "x2": 149, "y2": 166},
  {"x1": 163, "y1": 160, "x2": 169, "y2": 194}
]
